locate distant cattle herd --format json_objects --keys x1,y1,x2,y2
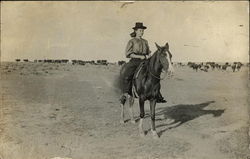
[
  {"x1": 15, "y1": 59, "x2": 126, "y2": 66},
  {"x1": 14, "y1": 59, "x2": 248, "y2": 72},
  {"x1": 182, "y1": 62, "x2": 246, "y2": 72}
]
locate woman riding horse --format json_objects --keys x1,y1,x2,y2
[
  {"x1": 120, "y1": 22, "x2": 166, "y2": 103},
  {"x1": 120, "y1": 40, "x2": 174, "y2": 138}
]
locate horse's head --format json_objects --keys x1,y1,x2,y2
[{"x1": 155, "y1": 42, "x2": 174, "y2": 75}]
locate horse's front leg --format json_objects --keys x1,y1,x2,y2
[
  {"x1": 139, "y1": 98, "x2": 145, "y2": 137},
  {"x1": 128, "y1": 96, "x2": 136, "y2": 124},
  {"x1": 150, "y1": 99, "x2": 159, "y2": 139}
]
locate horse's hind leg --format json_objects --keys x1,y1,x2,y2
[
  {"x1": 128, "y1": 96, "x2": 136, "y2": 124},
  {"x1": 139, "y1": 98, "x2": 145, "y2": 137},
  {"x1": 150, "y1": 99, "x2": 159, "y2": 139},
  {"x1": 120, "y1": 95, "x2": 126, "y2": 124},
  {"x1": 120, "y1": 103, "x2": 125, "y2": 124}
]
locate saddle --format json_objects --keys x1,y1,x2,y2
[
  {"x1": 134, "y1": 61, "x2": 146, "y2": 79},
  {"x1": 131, "y1": 60, "x2": 148, "y2": 98}
]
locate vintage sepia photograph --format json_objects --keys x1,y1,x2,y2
[{"x1": 0, "y1": 1, "x2": 249, "y2": 159}]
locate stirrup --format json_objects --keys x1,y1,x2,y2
[{"x1": 156, "y1": 98, "x2": 167, "y2": 103}]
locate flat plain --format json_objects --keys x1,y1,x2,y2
[{"x1": 0, "y1": 62, "x2": 249, "y2": 159}]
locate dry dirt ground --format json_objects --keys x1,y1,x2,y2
[{"x1": 0, "y1": 62, "x2": 249, "y2": 159}]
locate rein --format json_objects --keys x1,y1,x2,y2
[
  {"x1": 145, "y1": 46, "x2": 172, "y2": 81},
  {"x1": 148, "y1": 65, "x2": 167, "y2": 80}
]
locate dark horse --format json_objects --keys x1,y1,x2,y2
[{"x1": 119, "y1": 42, "x2": 174, "y2": 138}]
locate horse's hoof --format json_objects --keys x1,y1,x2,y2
[
  {"x1": 152, "y1": 131, "x2": 159, "y2": 139},
  {"x1": 131, "y1": 120, "x2": 136, "y2": 124}
]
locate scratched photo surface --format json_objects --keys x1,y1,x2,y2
[{"x1": 0, "y1": 1, "x2": 249, "y2": 159}]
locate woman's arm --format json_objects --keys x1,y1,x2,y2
[
  {"x1": 129, "y1": 53, "x2": 146, "y2": 59},
  {"x1": 125, "y1": 40, "x2": 134, "y2": 58}
]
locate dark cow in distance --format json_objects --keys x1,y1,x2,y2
[
  {"x1": 118, "y1": 61, "x2": 126, "y2": 66},
  {"x1": 232, "y1": 62, "x2": 243, "y2": 72},
  {"x1": 97, "y1": 60, "x2": 108, "y2": 65},
  {"x1": 188, "y1": 62, "x2": 201, "y2": 72}
]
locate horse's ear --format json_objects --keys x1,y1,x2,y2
[
  {"x1": 155, "y1": 42, "x2": 161, "y2": 50},
  {"x1": 165, "y1": 43, "x2": 169, "y2": 49}
]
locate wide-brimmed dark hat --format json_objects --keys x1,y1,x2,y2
[{"x1": 132, "y1": 22, "x2": 147, "y2": 30}]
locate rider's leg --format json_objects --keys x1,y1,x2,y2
[
  {"x1": 120, "y1": 59, "x2": 141, "y2": 101},
  {"x1": 156, "y1": 91, "x2": 167, "y2": 103}
]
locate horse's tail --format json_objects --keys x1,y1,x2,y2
[
  {"x1": 113, "y1": 74, "x2": 123, "y2": 94},
  {"x1": 113, "y1": 64, "x2": 126, "y2": 95}
]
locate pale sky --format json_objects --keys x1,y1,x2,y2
[{"x1": 1, "y1": 1, "x2": 249, "y2": 62}]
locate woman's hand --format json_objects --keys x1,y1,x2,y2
[
  {"x1": 130, "y1": 54, "x2": 146, "y2": 59},
  {"x1": 141, "y1": 55, "x2": 146, "y2": 60}
]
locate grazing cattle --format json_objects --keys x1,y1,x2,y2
[
  {"x1": 118, "y1": 61, "x2": 126, "y2": 66},
  {"x1": 78, "y1": 60, "x2": 96, "y2": 65},
  {"x1": 187, "y1": 62, "x2": 193, "y2": 66},
  {"x1": 97, "y1": 60, "x2": 108, "y2": 65},
  {"x1": 206, "y1": 62, "x2": 215, "y2": 70},
  {"x1": 215, "y1": 64, "x2": 221, "y2": 69},
  {"x1": 71, "y1": 60, "x2": 87, "y2": 65},
  {"x1": 54, "y1": 60, "x2": 62, "y2": 63},
  {"x1": 16, "y1": 59, "x2": 21, "y2": 62},
  {"x1": 231, "y1": 64, "x2": 237, "y2": 72},
  {"x1": 23, "y1": 59, "x2": 29, "y2": 62},
  {"x1": 71, "y1": 60, "x2": 77, "y2": 65},
  {"x1": 236, "y1": 62, "x2": 243, "y2": 71},
  {"x1": 61, "y1": 59, "x2": 69, "y2": 63},
  {"x1": 231, "y1": 62, "x2": 243, "y2": 72},
  {"x1": 88, "y1": 60, "x2": 96, "y2": 65},
  {"x1": 189, "y1": 63, "x2": 201, "y2": 72},
  {"x1": 210, "y1": 64, "x2": 215, "y2": 70},
  {"x1": 220, "y1": 63, "x2": 230, "y2": 71},
  {"x1": 44, "y1": 59, "x2": 53, "y2": 63},
  {"x1": 78, "y1": 60, "x2": 85, "y2": 65},
  {"x1": 221, "y1": 65, "x2": 228, "y2": 71},
  {"x1": 237, "y1": 65, "x2": 242, "y2": 71},
  {"x1": 200, "y1": 65, "x2": 209, "y2": 72}
]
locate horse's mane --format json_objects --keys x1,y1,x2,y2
[{"x1": 148, "y1": 50, "x2": 160, "y2": 71}]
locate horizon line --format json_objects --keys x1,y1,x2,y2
[{"x1": 0, "y1": 60, "x2": 249, "y2": 64}]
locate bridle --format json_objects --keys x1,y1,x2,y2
[
  {"x1": 148, "y1": 51, "x2": 170, "y2": 80},
  {"x1": 148, "y1": 67, "x2": 167, "y2": 80}
]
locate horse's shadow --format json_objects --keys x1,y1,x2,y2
[{"x1": 152, "y1": 101, "x2": 225, "y2": 136}]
